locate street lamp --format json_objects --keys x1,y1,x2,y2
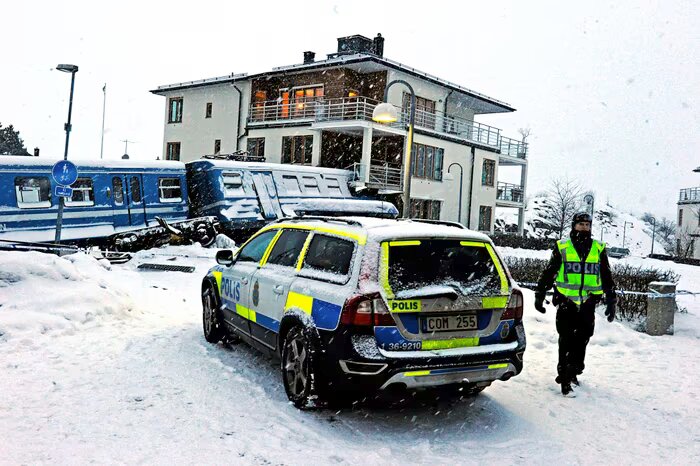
[
  {"x1": 649, "y1": 216, "x2": 657, "y2": 255},
  {"x1": 54, "y1": 63, "x2": 79, "y2": 245},
  {"x1": 448, "y1": 162, "x2": 464, "y2": 224},
  {"x1": 372, "y1": 79, "x2": 416, "y2": 218},
  {"x1": 584, "y1": 194, "x2": 595, "y2": 218},
  {"x1": 622, "y1": 221, "x2": 633, "y2": 248}
]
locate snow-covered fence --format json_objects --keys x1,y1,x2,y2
[{"x1": 503, "y1": 257, "x2": 680, "y2": 322}]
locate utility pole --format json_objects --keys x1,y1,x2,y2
[
  {"x1": 100, "y1": 83, "x2": 107, "y2": 159},
  {"x1": 121, "y1": 139, "x2": 136, "y2": 157}
]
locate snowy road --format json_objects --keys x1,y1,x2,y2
[{"x1": 1, "y1": 247, "x2": 699, "y2": 465}]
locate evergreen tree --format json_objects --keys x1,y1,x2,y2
[{"x1": 0, "y1": 123, "x2": 31, "y2": 155}]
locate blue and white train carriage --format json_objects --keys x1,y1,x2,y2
[
  {"x1": 0, "y1": 156, "x2": 218, "y2": 250},
  {"x1": 185, "y1": 159, "x2": 398, "y2": 239}
]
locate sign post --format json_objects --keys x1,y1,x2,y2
[{"x1": 52, "y1": 160, "x2": 79, "y2": 244}]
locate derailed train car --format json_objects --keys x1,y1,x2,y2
[
  {"x1": 185, "y1": 159, "x2": 398, "y2": 240},
  {"x1": 0, "y1": 156, "x2": 218, "y2": 251}
]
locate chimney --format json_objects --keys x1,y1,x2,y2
[
  {"x1": 33, "y1": 147, "x2": 40, "y2": 157},
  {"x1": 373, "y1": 33, "x2": 384, "y2": 57},
  {"x1": 303, "y1": 51, "x2": 315, "y2": 64}
]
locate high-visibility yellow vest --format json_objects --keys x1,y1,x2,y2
[{"x1": 555, "y1": 238, "x2": 605, "y2": 305}]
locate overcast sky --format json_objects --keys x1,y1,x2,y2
[{"x1": 4, "y1": 0, "x2": 698, "y2": 219}]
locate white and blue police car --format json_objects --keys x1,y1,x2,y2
[{"x1": 201, "y1": 216, "x2": 526, "y2": 408}]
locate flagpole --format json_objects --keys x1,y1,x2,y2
[{"x1": 100, "y1": 83, "x2": 106, "y2": 159}]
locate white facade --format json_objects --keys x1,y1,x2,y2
[
  {"x1": 159, "y1": 81, "x2": 251, "y2": 161},
  {"x1": 677, "y1": 189, "x2": 700, "y2": 259}
]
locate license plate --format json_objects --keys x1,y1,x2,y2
[{"x1": 423, "y1": 314, "x2": 477, "y2": 332}]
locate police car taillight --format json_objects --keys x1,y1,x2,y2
[
  {"x1": 501, "y1": 289, "x2": 524, "y2": 321},
  {"x1": 340, "y1": 294, "x2": 394, "y2": 326}
]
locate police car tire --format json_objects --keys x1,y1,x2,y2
[
  {"x1": 282, "y1": 325, "x2": 321, "y2": 409},
  {"x1": 202, "y1": 284, "x2": 226, "y2": 344}
]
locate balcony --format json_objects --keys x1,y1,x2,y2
[
  {"x1": 348, "y1": 163, "x2": 402, "y2": 193},
  {"x1": 248, "y1": 96, "x2": 528, "y2": 158},
  {"x1": 496, "y1": 182, "x2": 524, "y2": 204},
  {"x1": 679, "y1": 187, "x2": 700, "y2": 204}
]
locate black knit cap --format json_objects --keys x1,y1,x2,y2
[{"x1": 571, "y1": 212, "x2": 593, "y2": 228}]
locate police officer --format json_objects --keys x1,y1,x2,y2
[{"x1": 534, "y1": 212, "x2": 617, "y2": 397}]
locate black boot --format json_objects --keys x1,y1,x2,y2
[
  {"x1": 561, "y1": 381, "x2": 575, "y2": 397},
  {"x1": 571, "y1": 375, "x2": 579, "y2": 386}
]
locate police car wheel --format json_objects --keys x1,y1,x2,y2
[
  {"x1": 282, "y1": 326, "x2": 318, "y2": 408},
  {"x1": 202, "y1": 285, "x2": 225, "y2": 343}
]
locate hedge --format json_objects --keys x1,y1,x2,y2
[
  {"x1": 491, "y1": 233, "x2": 556, "y2": 251},
  {"x1": 503, "y1": 257, "x2": 680, "y2": 321}
]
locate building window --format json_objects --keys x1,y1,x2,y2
[
  {"x1": 214, "y1": 139, "x2": 221, "y2": 154},
  {"x1": 205, "y1": 102, "x2": 212, "y2": 118},
  {"x1": 289, "y1": 86, "x2": 324, "y2": 118},
  {"x1": 678, "y1": 209, "x2": 683, "y2": 227},
  {"x1": 14, "y1": 176, "x2": 51, "y2": 208},
  {"x1": 282, "y1": 135, "x2": 313, "y2": 165},
  {"x1": 168, "y1": 97, "x2": 183, "y2": 123},
  {"x1": 403, "y1": 94, "x2": 436, "y2": 129},
  {"x1": 482, "y1": 159, "x2": 495, "y2": 186},
  {"x1": 410, "y1": 199, "x2": 441, "y2": 220},
  {"x1": 411, "y1": 143, "x2": 444, "y2": 181},
  {"x1": 65, "y1": 178, "x2": 95, "y2": 207},
  {"x1": 247, "y1": 137, "x2": 265, "y2": 159},
  {"x1": 158, "y1": 178, "x2": 182, "y2": 203},
  {"x1": 479, "y1": 206, "x2": 493, "y2": 231},
  {"x1": 166, "y1": 142, "x2": 181, "y2": 161},
  {"x1": 252, "y1": 90, "x2": 267, "y2": 120}
]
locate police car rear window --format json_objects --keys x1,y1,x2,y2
[
  {"x1": 387, "y1": 239, "x2": 501, "y2": 296},
  {"x1": 302, "y1": 235, "x2": 354, "y2": 276}
]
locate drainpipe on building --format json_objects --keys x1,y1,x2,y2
[
  {"x1": 466, "y1": 146, "x2": 476, "y2": 229},
  {"x1": 232, "y1": 85, "x2": 244, "y2": 151},
  {"x1": 443, "y1": 90, "x2": 454, "y2": 132}
]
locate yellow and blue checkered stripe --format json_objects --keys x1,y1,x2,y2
[{"x1": 284, "y1": 291, "x2": 343, "y2": 330}]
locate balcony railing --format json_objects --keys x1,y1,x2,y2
[
  {"x1": 499, "y1": 136, "x2": 528, "y2": 159},
  {"x1": 679, "y1": 187, "x2": 700, "y2": 203},
  {"x1": 348, "y1": 163, "x2": 402, "y2": 192},
  {"x1": 248, "y1": 95, "x2": 527, "y2": 158},
  {"x1": 497, "y1": 182, "x2": 524, "y2": 203}
]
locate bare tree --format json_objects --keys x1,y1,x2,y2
[
  {"x1": 541, "y1": 178, "x2": 584, "y2": 238},
  {"x1": 518, "y1": 127, "x2": 531, "y2": 143},
  {"x1": 656, "y1": 217, "x2": 676, "y2": 244}
]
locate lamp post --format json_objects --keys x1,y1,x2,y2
[
  {"x1": 649, "y1": 216, "x2": 657, "y2": 255},
  {"x1": 448, "y1": 162, "x2": 464, "y2": 224},
  {"x1": 55, "y1": 63, "x2": 79, "y2": 245},
  {"x1": 584, "y1": 194, "x2": 595, "y2": 218},
  {"x1": 622, "y1": 221, "x2": 633, "y2": 248},
  {"x1": 372, "y1": 79, "x2": 415, "y2": 218}
]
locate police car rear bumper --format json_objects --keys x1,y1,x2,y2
[{"x1": 325, "y1": 330, "x2": 525, "y2": 391}]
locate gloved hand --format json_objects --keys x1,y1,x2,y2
[
  {"x1": 534, "y1": 293, "x2": 546, "y2": 314},
  {"x1": 605, "y1": 301, "x2": 616, "y2": 322}
]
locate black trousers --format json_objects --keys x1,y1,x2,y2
[{"x1": 555, "y1": 298, "x2": 597, "y2": 381}]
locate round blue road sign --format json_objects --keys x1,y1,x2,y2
[{"x1": 52, "y1": 160, "x2": 78, "y2": 186}]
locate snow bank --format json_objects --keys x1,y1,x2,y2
[{"x1": 0, "y1": 251, "x2": 136, "y2": 340}]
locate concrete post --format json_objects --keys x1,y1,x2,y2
[
  {"x1": 360, "y1": 126, "x2": 373, "y2": 184},
  {"x1": 646, "y1": 281, "x2": 676, "y2": 336}
]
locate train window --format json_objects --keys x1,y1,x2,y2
[
  {"x1": 65, "y1": 178, "x2": 95, "y2": 207},
  {"x1": 14, "y1": 177, "x2": 51, "y2": 209},
  {"x1": 282, "y1": 175, "x2": 301, "y2": 194},
  {"x1": 158, "y1": 178, "x2": 182, "y2": 203},
  {"x1": 112, "y1": 177, "x2": 124, "y2": 205},
  {"x1": 324, "y1": 176, "x2": 342, "y2": 196},
  {"x1": 130, "y1": 177, "x2": 142, "y2": 203},
  {"x1": 223, "y1": 172, "x2": 244, "y2": 196},
  {"x1": 302, "y1": 176, "x2": 320, "y2": 194}
]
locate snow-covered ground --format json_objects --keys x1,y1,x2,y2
[{"x1": 1, "y1": 245, "x2": 699, "y2": 465}]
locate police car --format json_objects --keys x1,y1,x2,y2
[{"x1": 201, "y1": 216, "x2": 526, "y2": 408}]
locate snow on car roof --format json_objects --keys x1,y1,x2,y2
[{"x1": 282, "y1": 216, "x2": 492, "y2": 243}]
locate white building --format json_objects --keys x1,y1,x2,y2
[
  {"x1": 151, "y1": 34, "x2": 528, "y2": 234},
  {"x1": 677, "y1": 166, "x2": 700, "y2": 258}
]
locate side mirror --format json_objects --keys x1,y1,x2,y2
[{"x1": 216, "y1": 249, "x2": 235, "y2": 266}]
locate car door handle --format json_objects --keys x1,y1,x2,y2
[
  {"x1": 242, "y1": 278, "x2": 249, "y2": 285},
  {"x1": 273, "y1": 285, "x2": 284, "y2": 295}
]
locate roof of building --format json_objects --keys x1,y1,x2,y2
[{"x1": 151, "y1": 53, "x2": 515, "y2": 114}]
